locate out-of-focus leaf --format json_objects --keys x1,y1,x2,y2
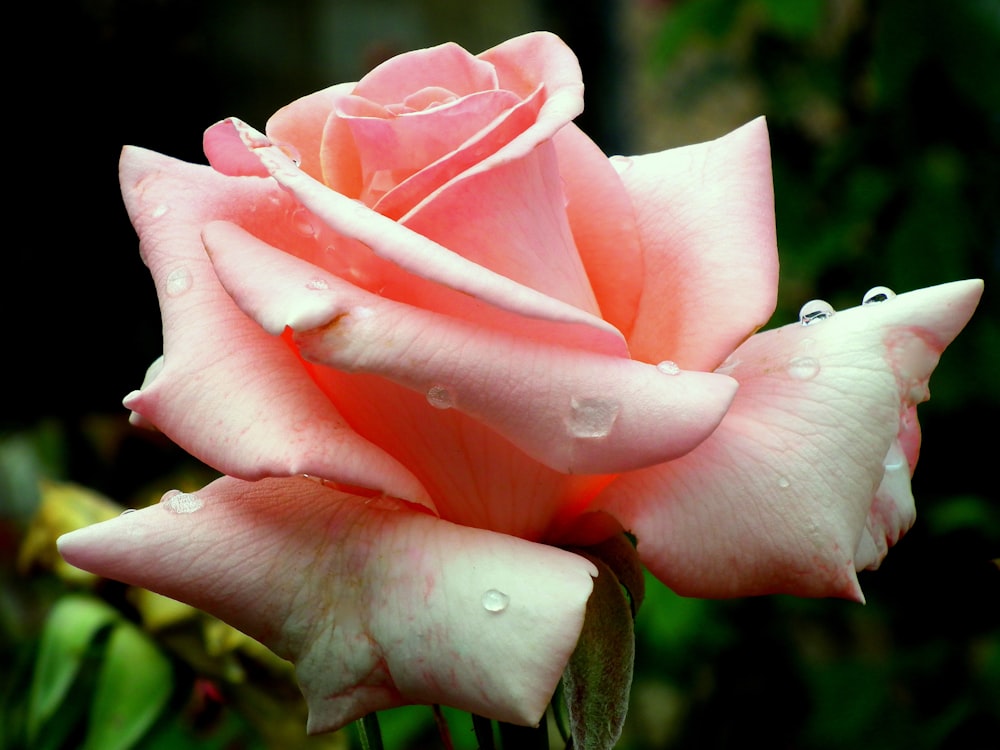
[
  {"x1": 82, "y1": 620, "x2": 173, "y2": 750},
  {"x1": 756, "y1": 0, "x2": 825, "y2": 37},
  {"x1": 28, "y1": 594, "x2": 119, "y2": 743},
  {"x1": 19, "y1": 480, "x2": 121, "y2": 585}
]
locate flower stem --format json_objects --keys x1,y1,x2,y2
[
  {"x1": 432, "y1": 705, "x2": 455, "y2": 750},
  {"x1": 355, "y1": 712, "x2": 384, "y2": 750}
]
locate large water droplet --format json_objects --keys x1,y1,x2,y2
[
  {"x1": 426, "y1": 385, "x2": 454, "y2": 410},
  {"x1": 656, "y1": 360, "x2": 681, "y2": 375},
  {"x1": 481, "y1": 589, "x2": 510, "y2": 613},
  {"x1": 160, "y1": 490, "x2": 203, "y2": 514},
  {"x1": 862, "y1": 286, "x2": 896, "y2": 305},
  {"x1": 787, "y1": 356, "x2": 820, "y2": 380},
  {"x1": 165, "y1": 267, "x2": 193, "y2": 297},
  {"x1": 799, "y1": 299, "x2": 835, "y2": 326},
  {"x1": 567, "y1": 397, "x2": 621, "y2": 439}
]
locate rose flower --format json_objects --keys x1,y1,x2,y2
[{"x1": 59, "y1": 32, "x2": 982, "y2": 736}]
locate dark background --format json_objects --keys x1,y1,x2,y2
[{"x1": 4, "y1": 1, "x2": 999, "y2": 748}]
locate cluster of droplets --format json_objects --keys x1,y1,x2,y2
[{"x1": 799, "y1": 286, "x2": 897, "y2": 326}]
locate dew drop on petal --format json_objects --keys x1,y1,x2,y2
[
  {"x1": 305, "y1": 278, "x2": 329, "y2": 291},
  {"x1": 799, "y1": 299, "x2": 835, "y2": 326},
  {"x1": 787, "y1": 356, "x2": 820, "y2": 380},
  {"x1": 777, "y1": 476, "x2": 791, "y2": 489},
  {"x1": 292, "y1": 208, "x2": 316, "y2": 237},
  {"x1": 426, "y1": 385, "x2": 454, "y2": 410},
  {"x1": 160, "y1": 490, "x2": 204, "y2": 514},
  {"x1": 656, "y1": 360, "x2": 681, "y2": 375},
  {"x1": 862, "y1": 286, "x2": 896, "y2": 305},
  {"x1": 165, "y1": 267, "x2": 193, "y2": 297},
  {"x1": 567, "y1": 396, "x2": 621, "y2": 439},
  {"x1": 481, "y1": 589, "x2": 510, "y2": 613},
  {"x1": 151, "y1": 204, "x2": 169, "y2": 219}
]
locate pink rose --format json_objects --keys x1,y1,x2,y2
[{"x1": 59, "y1": 32, "x2": 981, "y2": 735}]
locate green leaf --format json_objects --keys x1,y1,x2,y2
[
  {"x1": 561, "y1": 556, "x2": 635, "y2": 750},
  {"x1": 28, "y1": 594, "x2": 120, "y2": 743},
  {"x1": 81, "y1": 620, "x2": 173, "y2": 750}
]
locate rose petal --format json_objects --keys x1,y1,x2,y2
[
  {"x1": 57, "y1": 476, "x2": 597, "y2": 732},
  {"x1": 618, "y1": 118, "x2": 780, "y2": 369},
  {"x1": 353, "y1": 41, "x2": 498, "y2": 103},
  {"x1": 400, "y1": 140, "x2": 601, "y2": 314},
  {"x1": 235, "y1": 120, "x2": 626, "y2": 356},
  {"x1": 595, "y1": 280, "x2": 983, "y2": 600},
  {"x1": 338, "y1": 88, "x2": 523, "y2": 203},
  {"x1": 554, "y1": 123, "x2": 645, "y2": 339},
  {"x1": 119, "y1": 146, "x2": 430, "y2": 506},
  {"x1": 203, "y1": 221, "x2": 739, "y2": 476},
  {"x1": 266, "y1": 82, "x2": 357, "y2": 185}
]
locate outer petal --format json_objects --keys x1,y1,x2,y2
[
  {"x1": 595, "y1": 281, "x2": 983, "y2": 600},
  {"x1": 57, "y1": 476, "x2": 597, "y2": 732},
  {"x1": 203, "y1": 221, "x2": 738, "y2": 476},
  {"x1": 119, "y1": 146, "x2": 430, "y2": 506},
  {"x1": 619, "y1": 118, "x2": 780, "y2": 369}
]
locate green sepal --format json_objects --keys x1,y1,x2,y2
[
  {"x1": 561, "y1": 554, "x2": 635, "y2": 750},
  {"x1": 579, "y1": 533, "x2": 645, "y2": 617}
]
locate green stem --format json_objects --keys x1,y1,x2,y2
[{"x1": 355, "y1": 712, "x2": 384, "y2": 750}]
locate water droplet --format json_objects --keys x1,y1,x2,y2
[
  {"x1": 787, "y1": 356, "x2": 820, "y2": 380},
  {"x1": 151, "y1": 204, "x2": 169, "y2": 219},
  {"x1": 609, "y1": 155, "x2": 633, "y2": 174},
  {"x1": 120, "y1": 508, "x2": 137, "y2": 515},
  {"x1": 291, "y1": 208, "x2": 316, "y2": 237},
  {"x1": 862, "y1": 286, "x2": 896, "y2": 305},
  {"x1": 777, "y1": 476, "x2": 791, "y2": 489},
  {"x1": 305, "y1": 278, "x2": 329, "y2": 291},
  {"x1": 656, "y1": 360, "x2": 681, "y2": 375},
  {"x1": 799, "y1": 299, "x2": 835, "y2": 326},
  {"x1": 481, "y1": 589, "x2": 509, "y2": 613},
  {"x1": 426, "y1": 385, "x2": 454, "y2": 410},
  {"x1": 165, "y1": 267, "x2": 193, "y2": 297},
  {"x1": 567, "y1": 397, "x2": 621, "y2": 439},
  {"x1": 160, "y1": 490, "x2": 203, "y2": 514}
]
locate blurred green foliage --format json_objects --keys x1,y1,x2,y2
[{"x1": 3, "y1": 0, "x2": 998, "y2": 748}]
